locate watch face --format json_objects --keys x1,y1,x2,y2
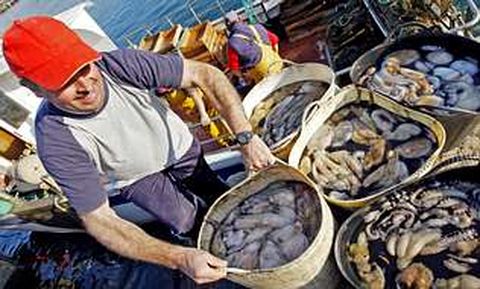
[
  {"x1": 236, "y1": 131, "x2": 253, "y2": 145},
  {"x1": 238, "y1": 134, "x2": 248, "y2": 143}
]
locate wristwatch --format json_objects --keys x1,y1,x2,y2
[{"x1": 234, "y1": 131, "x2": 254, "y2": 145}]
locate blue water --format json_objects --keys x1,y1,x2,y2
[{"x1": 0, "y1": 0, "x2": 246, "y2": 47}]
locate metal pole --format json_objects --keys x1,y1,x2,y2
[
  {"x1": 124, "y1": 36, "x2": 136, "y2": 49},
  {"x1": 165, "y1": 16, "x2": 174, "y2": 27},
  {"x1": 216, "y1": 0, "x2": 226, "y2": 15},
  {"x1": 188, "y1": 3, "x2": 202, "y2": 24}
]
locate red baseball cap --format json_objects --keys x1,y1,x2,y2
[{"x1": 2, "y1": 16, "x2": 101, "y2": 91}]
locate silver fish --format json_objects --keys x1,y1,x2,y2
[
  {"x1": 227, "y1": 241, "x2": 261, "y2": 269},
  {"x1": 331, "y1": 120, "x2": 354, "y2": 148},
  {"x1": 269, "y1": 223, "x2": 303, "y2": 245},
  {"x1": 259, "y1": 240, "x2": 286, "y2": 269},
  {"x1": 233, "y1": 213, "x2": 292, "y2": 230},
  {"x1": 396, "y1": 138, "x2": 433, "y2": 159},
  {"x1": 385, "y1": 123, "x2": 422, "y2": 141},
  {"x1": 281, "y1": 232, "x2": 309, "y2": 260}
]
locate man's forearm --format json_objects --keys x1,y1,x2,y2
[
  {"x1": 182, "y1": 61, "x2": 252, "y2": 134},
  {"x1": 199, "y1": 67, "x2": 251, "y2": 133},
  {"x1": 181, "y1": 60, "x2": 275, "y2": 170},
  {"x1": 81, "y1": 203, "x2": 184, "y2": 269}
]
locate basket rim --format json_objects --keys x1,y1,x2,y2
[
  {"x1": 197, "y1": 162, "x2": 335, "y2": 275},
  {"x1": 288, "y1": 86, "x2": 447, "y2": 207}
]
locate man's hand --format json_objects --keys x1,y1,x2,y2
[
  {"x1": 176, "y1": 247, "x2": 227, "y2": 284},
  {"x1": 240, "y1": 134, "x2": 275, "y2": 172},
  {"x1": 180, "y1": 60, "x2": 275, "y2": 171},
  {"x1": 81, "y1": 203, "x2": 225, "y2": 285}
]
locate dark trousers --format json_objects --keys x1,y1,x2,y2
[{"x1": 120, "y1": 140, "x2": 228, "y2": 243}]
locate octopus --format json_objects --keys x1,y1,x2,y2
[
  {"x1": 301, "y1": 97, "x2": 438, "y2": 202},
  {"x1": 450, "y1": 59, "x2": 479, "y2": 76},
  {"x1": 416, "y1": 94, "x2": 445, "y2": 107},
  {"x1": 211, "y1": 181, "x2": 319, "y2": 270},
  {"x1": 348, "y1": 232, "x2": 385, "y2": 289},
  {"x1": 414, "y1": 60, "x2": 434, "y2": 73},
  {"x1": 396, "y1": 138, "x2": 433, "y2": 159},
  {"x1": 426, "y1": 75, "x2": 441, "y2": 90},
  {"x1": 433, "y1": 67, "x2": 461, "y2": 82},
  {"x1": 352, "y1": 125, "x2": 381, "y2": 145},
  {"x1": 360, "y1": 43, "x2": 480, "y2": 114},
  {"x1": 387, "y1": 49, "x2": 421, "y2": 66},
  {"x1": 371, "y1": 109, "x2": 397, "y2": 133},
  {"x1": 397, "y1": 263, "x2": 434, "y2": 289},
  {"x1": 363, "y1": 151, "x2": 406, "y2": 189},
  {"x1": 385, "y1": 123, "x2": 422, "y2": 141},
  {"x1": 363, "y1": 138, "x2": 386, "y2": 171},
  {"x1": 306, "y1": 124, "x2": 334, "y2": 154},
  {"x1": 426, "y1": 50, "x2": 454, "y2": 66},
  {"x1": 443, "y1": 82, "x2": 475, "y2": 107},
  {"x1": 395, "y1": 229, "x2": 442, "y2": 269},
  {"x1": 255, "y1": 81, "x2": 329, "y2": 148},
  {"x1": 435, "y1": 274, "x2": 480, "y2": 289},
  {"x1": 349, "y1": 179, "x2": 480, "y2": 289},
  {"x1": 331, "y1": 120, "x2": 354, "y2": 147},
  {"x1": 457, "y1": 93, "x2": 480, "y2": 111},
  {"x1": 311, "y1": 150, "x2": 361, "y2": 195}
]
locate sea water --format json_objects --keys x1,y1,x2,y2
[{"x1": 0, "y1": 0, "x2": 246, "y2": 47}]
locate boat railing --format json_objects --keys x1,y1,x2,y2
[
  {"x1": 122, "y1": 15, "x2": 175, "y2": 48},
  {"x1": 187, "y1": 0, "x2": 228, "y2": 24},
  {"x1": 122, "y1": 0, "x2": 277, "y2": 48}
]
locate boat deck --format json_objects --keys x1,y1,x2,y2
[{"x1": 279, "y1": 33, "x2": 329, "y2": 64}]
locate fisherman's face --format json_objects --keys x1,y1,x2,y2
[{"x1": 45, "y1": 63, "x2": 105, "y2": 114}]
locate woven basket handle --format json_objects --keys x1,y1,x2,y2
[
  {"x1": 226, "y1": 267, "x2": 250, "y2": 275},
  {"x1": 301, "y1": 100, "x2": 321, "y2": 129},
  {"x1": 247, "y1": 157, "x2": 285, "y2": 177}
]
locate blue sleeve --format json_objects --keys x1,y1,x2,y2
[
  {"x1": 97, "y1": 49, "x2": 184, "y2": 89},
  {"x1": 35, "y1": 112, "x2": 107, "y2": 214}
]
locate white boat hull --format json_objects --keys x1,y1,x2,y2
[{"x1": 0, "y1": 150, "x2": 244, "y2": 233}]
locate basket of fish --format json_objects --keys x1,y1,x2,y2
[
  {"x1": 335, "y1": 165, "x2": 480, "y2": 289},
  {"x1": 350, "y1": 32, "x2": 480, "y2": 115},
  {"x1": 289, "y1": 86, "x2": 446, "y2": 208},
  {"x1": 197, "y1": 162, "x2": 335, "y2": 289},
  {"x1": 243, "y1": 62, "x2": 336, "y2": 160}
]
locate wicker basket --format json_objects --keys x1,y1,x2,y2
[
  {"x1": 242, "y1": 63, "x2": 336, "y2": 161},
  {"x1": 426, "y1": 111, "x2": 480, "y2": 175},
  {"x1": 288, "y1": 86, "x2": 447, "y2": 208},
  {"x1": 197, "y1": 162, "x2": 335, "y2": 289}
]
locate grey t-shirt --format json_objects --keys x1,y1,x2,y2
[{"x1": 35, "y1": 49, "x2": 193, "y2": 214}]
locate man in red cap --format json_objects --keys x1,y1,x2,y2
[{"x1": 3, "y1": 16, "x2": 275, "y2": 284}]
